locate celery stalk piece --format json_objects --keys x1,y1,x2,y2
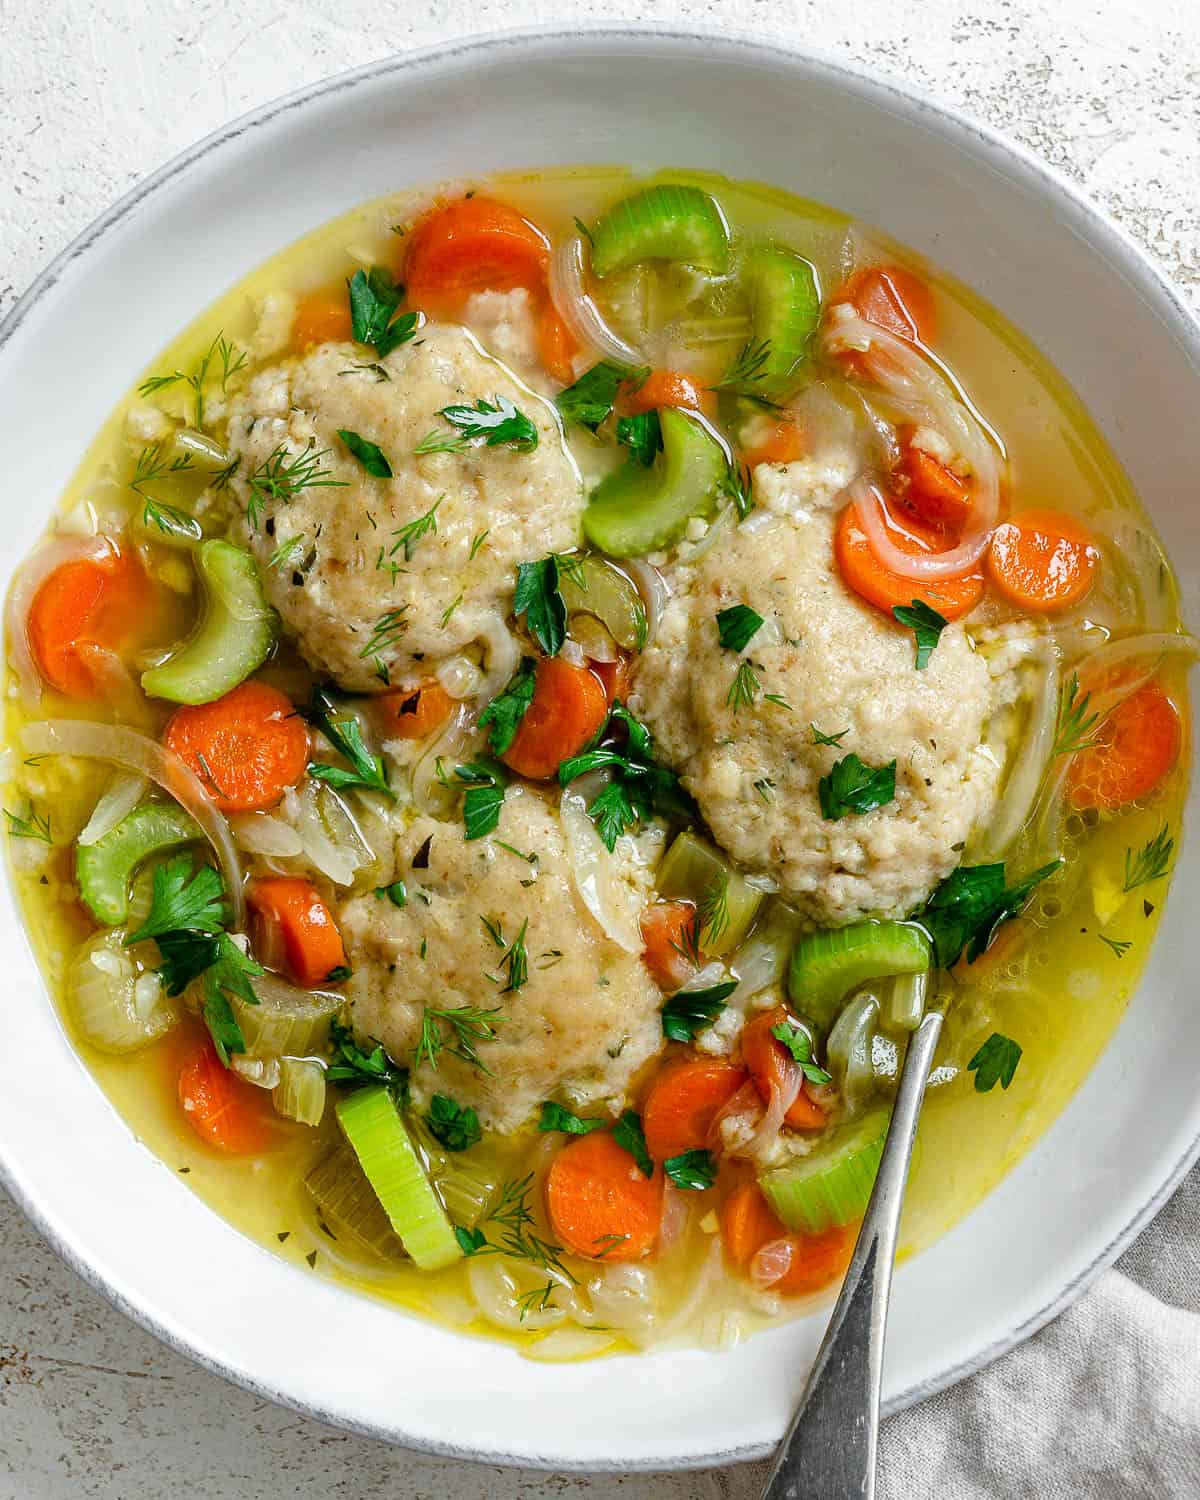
[
  {"x1": 655, "y1": 829, "x2": 764, "y2": 958},
  {"x1": 304, "y1": 1140, "x2": 407, "y2": 1262},
  {"x1": 231, "y1": 976, "x2": 340, "y2": 1058},
  {"x1": 272, "y1": 1057, "x2": 327, "y2": 1126},
  {"x1": 787, "y1": 922, "x2": 931, "y2": 1031},
  {"x1": 335, "y1": 1086, "x2": 462, "y2": 1271},
  {"x1": 759, "y1": 1110, "x2": 889, "y2": 1233},
  {"x1": 75, "y1": 803, "x2": 202, "y2": 925},
  {"x1": 744, "y1": 246, "x2": 822, "y2": 398},
  {"x1": 590, "y1": 185, "x2": 732, "y2": 277},
  {"x1": 582, "y1": 407, "x2": 726, "y2": 558},
  {"x1": 141, "y1": 539, "x2": 277, "y2": 705},
  {"x1": 558, "y1": 556, "x2": 648, "y2": 651}
]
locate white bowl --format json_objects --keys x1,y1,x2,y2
[{"x1": 0, "y1": 24, "x2": 1196, "y2": 1472}]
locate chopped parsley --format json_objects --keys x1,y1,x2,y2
[
  {"x1": 306, "y1": 692, "x2": 394, "y2": 798},
  {"x1": 664, "y1": 1148, "x2": 717, "y2": 1191},
  {"x1": 327, "y1": 1017, "x2": 408, "y2": 1099},
  {"x1": 347, "y1": 266, "x2": 418, "y2": 358},
  {"x1": 615, "y1": 410, "x2": 662, "y2": 467},
  {"x1": 336, "y1": 428, "x2": 392, "y2": 478},
  {"x1": 374, "y1": 880, "x2": 407, "y2": 908},
  {"x1": 538, "y1": 1101, "x2": 606, "y2": 1135},
  {"x1": 425, "y1": 1094, "x2": 482, "y2": 1152},
  {"x1": 478, "y1": 658, "x2": 537, "y2": 754},
  {"x1": 418, "y1": 396, "x2": 538, "y2": 454},
  {"x1": 661, "y1": 980, "x2": 738, "y2": 1042},
  {"x1": 558, "y1": 702, "x2": 693, "y2": 850},
  {"x1": 967, "y1": 1033, "x2": 1022, "y2": 1093},
  {"x1": 770, "y1": 1021, "x2": 832, "y2": 1084},
  {"x1": 454, "y1": 761, "x2": 507, "y2": 841},
  {"x1": 818, "y1": 753, "x2": 896, "y2": 820},
  {"x1": 612, "y1": 1109, "x2": 653, "y2": 1178},
  {"x1": 716, "y1": 603, "x2": 765, "y2": 653},
  {"x1": 913, "y1": 860, "x2": 1061, "y2": 968},
  {"x1": 513, "y1": 556, "x2": 568, "y2": 656},
  {"x1": 555, "y1": 360, "x2": 648, "y2": 431},
  {"x1": 1123, "y1": 825, "x2": 1174, "y2": 892},
  {"x1": 892, "y1": 599, "x2": 948, "y2": 670}
]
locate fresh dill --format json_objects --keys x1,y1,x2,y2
[
  {"x1": 491, "y1": 918, "x2": 529, "y2": 994},
  {"x1": 4, "y1": 803, "x2": 51, "y2": 843},
  {"x1": 358, "y1": 608, "x2": 410, "y2": 681},
  {"x1": 1123, "y1": 825, "x2": 1174, "y2": 892},
  {"x1": 1098, "y1": 933, "x2": 1133, "y2": 959},
  {"x1": 719, "y1": 463, "x2": 755, "y2": 521},
  {"x1": 1053, "y1": 673, "x2": 1104, "y2": 758},
  {"x1": 388, "y1": 498, "x2": 442, "y2": 562},
  {"x1": 468, "y1": 529, "x2": 489, "y2": 561},
  {"x1": 711, "y1": 338, "x2": 782, "y2": 410},
  {"x1": 753, "y1": 777, "x2": 776, "y2": 803},
  {"x1": 811, "y1": 724, "x2": 851, "y2": 747},
  {"x1": 245, "y1": 441, "x2": 346, "y2": 530},
  {"x1": 696, "y1": 873, "x2": 731, "y2": 949},
  {"x1": 129, "y1": 442, "x2": 199, "y2": 533},
  {"x1": 137, "y1": 330, "x2": 247, "y2": 430},
  {"x1": 267, "y1": 534, "x2": 307, "y2": 570},
  {"x1": 414, "y1": 1003, "x2": 504, "y2": 1073},
  {"x1": 726, "y1": 659, "x2": 761, "y2": 713},
  {"x1": 485, "y1": 1173, "x2": 575, "y2": 1282},
  {"x1": 440, "y1": 593, "x2": 464, "y2": 628}
]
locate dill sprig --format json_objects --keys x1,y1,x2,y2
[
  {"x1": 726, "y1": 659, "x2": 761, "y2": 713},
  {"x1": 138, "y1": 330, "x2": 247, "y2": 430},
  {"x1": 388, "y1": 498, "x2": 442, "y2": 562},
  {"x1": 719, "y1": 463, "x2": 755, "y2": 521},
  {"x1": 4, "y1": 803, "x2": 51, "y2": 843},
  {"x1": 129, "y1": 442, "x2": 198, "y2": 533},
  {"x1": 1098, "y1": 933, "x2": 1133, "y2": 959},
  {"x1": 696, "y1": 873, "x2": 730, "y2": 949},
  {"x1": 711, "y1": 338, "x2": 783, "y2": 411},
  {"x1": 245, "y1": 441, "x2": 347, "y2": 530},
  {"x1": 414, "y1": 1003, "x2": 504, "y2": 1074},
  {"x1": 358, "y1": 607, "x2": 410, "y2": 682},
  {"x1": 1123, "y1": 825, "x2": 1174, "y2": 892},
  {"x1": 267, "y1": 534, "x2": 307, "y2": 571},
  {"x1": 486, "y1": 1174, "x2": 575, "y2": 1283},
  {"x1": 496, "y1": 918, "x2": 529, "y2": 994},
  {"x1": 1053, "y1": 673, "x2": 1104, "y2": 758}
]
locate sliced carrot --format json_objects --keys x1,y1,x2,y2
[
  {"x1": 618, "y1": 369, "x2": 714, "y2": 418},
  {"x1": 403, "y1": 196, "x2": 551, "y2": 318},
  {"x1": 771, "y1": 1223, "x2": 856, "y2": 1296},
  {"x1": 741, "y1": 1006, "x2": 829, "y2": 1131},
  {"x1": 178, "y1": 1041, "x2": 277, "y2": 1154},
  {"x1": 741, "y1": 419, "x2": 805, "y2": 470},
  {"x1": 248, "y1": 875, "x2": 347, "y2": 988},
  {"x1": 535, "y1": 300, "x2": 579, "y2": 385},
  {"x1": 640, "y1": 899, "x2": 698, "y2": 991},
  {"x1": 591, "y1": 654, "x2": 630, "y2": 704},
  {"x1": 545, "y1": 1131, "x2": 664, "y2": 1262},
  {"x1": 376, "y1": 680, "x2": 454, "y2": 741},
  {"x1": 500, "y1": 656, "x2": 608, "y2": 781},
  {"x1": 643, "y1": 1059, "x2": 749, "y2": 1162},
  {"x1": 164, "y1": 681, "x2": 308, "y2": 814},
  {"x1": 28, "y1": 545, "x2": 150, "y2": 699},
  {"x1": 291, "y1": 289, "x2": 353, "y2": 351},
  {"x1": 720, "y1": 1182, "x2": 854, "y2": 1294},
  {"x1": 987, "y1": 508, "x2": 1099, "y2": 613},
  {"x1": 898, "y1": 433, "x2": 972, "y2": 530},
  {"x1": 1067, "y1": 681, "x2": 1182, "y2": 812},
  {"x1": 837, "y1": 265, "x2": 936, "y2": 345},
  {"x1": 834, "y1": 501, "x2": 985, "y2": 622},
  {"x1": 721, "y1": 1180, "x2": 788, "y2": 1268}
]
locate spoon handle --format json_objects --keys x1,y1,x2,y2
[{"x1": 759, "y1": 1005, "x2": 944, "y2": 1500}]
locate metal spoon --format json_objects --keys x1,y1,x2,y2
[{"x1": 758, "y1": 994, "x2": 944, "y2": 1500}]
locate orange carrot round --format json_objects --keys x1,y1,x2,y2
[
  {"x1": 403, "y1": 197, "x2": 551, "y2": 318},
  {"x1": 834, "y1": 502, "x2": 985, "y2": 621},
  {"x1": 741, "y1": 1006, "x2": 828, "y2": 1130},
  {"x1": 500, "y1": 656, "x2": 608, "y2": 781},
  {"x1": 898, "y1": 434, "x2": 971, "y2": 529},
  {"x1": 838, "y1": 265, "x2": 936, "y2": 345},
  {"x1": 376, "y1": 680, "x2": 454, "y2": 741},
  {"x1": 643, "y1": 1059, "x2": 749, "y2": 1163},
  {"x1": 770, "y1": 1224, "x2": 856, "y2": 1296},
  {"x1": 291, "y1": 290, "x2": 353, "y2": 351},
  {"x1": 618, "y1": 369, "x2": 714, "y2": 418},
  {"x1": 720, "y1": 1180, "x2": 787, "y2": 1267},
  {"x1": 639, "y1": 899, "x2": 698, "y2": 991},
  {"x1": 741, "y1": 419, "x2": 805, "y2": 470},
  {"x1": 545, "y1": 1131, "x2": 664, "y2": 1262},
  {"x1": 164, "y1": 681, "x2": 308, "y2": 814},
  {"x1": 178, "y1": 1041, "x2": 277, "y2": 1154},
  {"x1": 28, "y1": 546, "x2": 150, "y2": 699},
  {"x1": 721, "y1": 1182, "x2": 854, "y2": 1295},
  {"x1": 535, "y1": 301, "x2": 579, "y2": 384},
  {"x1": 1067, "y1": 681, "x2": 1182, "y2": 811},
  {"x1": 248, "y1": 876, "x2": 347, "y2": 988},
  {"x1": 987, "y1": 507, "x2": 1099, "y2": 613}
]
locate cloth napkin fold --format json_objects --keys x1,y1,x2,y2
[{"x1": 872, "y1": 1161, "x2": 1200, "y2": 1499}]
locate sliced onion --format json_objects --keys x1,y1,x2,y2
[
  {"x1": 20, "y1": 719, "x2": 243, "y2": 924},
  {"x1": 283, "y1": 781, "x2": 362, "y2": 887},
  {"x1": 5, "y1": 535, "x2": 118, "y2": 703},
  {"x1": 624, "y1": 560, "x2": 668, "y2": 647},
  {"x1": 977, "y1": 641, "x2": 1061, "y2": 859},
  {"x1": 850, "y1": 473, "x2": 995, "y2": 581},
  {"x1": 229, "y1": 811, "x2": 304, "y2": 858},
  {"x1": 410, "y1": 701, "x2": 479, "y2": 816},
  {"x1": 467, "y1": 1254, "x2": 572, "y2": 1332},
  {"x1": 434, "y1": 653, "x2": 483, "y2": 700},
  {"x1": 549, "y1": 235, "x2": 645, "y2": 367},
  {"x1": 827, "y1": 991, "x2": 881, "y2": 1116},
  {"x1": 559, "y1": 786, "x2": 642, "y2": 952},
  {"x1": 524, "y1": 1327, "x2": 617, "y2": 1362},
  {"x1": 1087, "y1": 508, "x2": 1175, "y2": 634},
  {"x1": 77, "y1": 771, "x2": 148, "y2": 847},
  {"x1": 750, "y1": 1237, "x2": 795, "y2": 1290},
  {"x1": 1075, "y1": 631, "x2": 1198, "y2": 690},
  {"x1": 173, "y1": 428, "x2": 230, "y2": 468},
  {"x1": 729, "y1": 933, "x2": 791, "y2": 1008},
  {"x1": 473, "y1": 612, "x2": 520, "y2": 704}
]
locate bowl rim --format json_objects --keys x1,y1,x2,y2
[{"x1": 1, "y1": 20, "x2": 1198, "y2": 1472}]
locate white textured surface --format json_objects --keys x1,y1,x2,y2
[{"x1": 1, "y1": 3, "x2": 1197, "y2": 1496}]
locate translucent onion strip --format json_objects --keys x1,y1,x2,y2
[
  {"x1": 624, "y1": 560, "x2": 669, "y2": 647},
  {"x1": 5, "y1": 534, "x2": 118, "y2": 703},
  {"x1": 559, "y1": 786, "x2": 642, "y2": 952},
  {"x1": 20, "y1": 719, "x2": 244, "y2": 925},
  {"x1": 977, "y1": 641, "x2": 1061, "y2": 860},
  {"x1": 77, "y1": 771, "x2": 149, "y2": 847},
  {"x1": 549, "y1": 236, "x2": 645, "y2": 367}
]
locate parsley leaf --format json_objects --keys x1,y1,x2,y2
[
  {"x1": 306, "y1": 692, "x2": 394, "y2": 799},
  {"x1": 375, "y1": 880, "x2": 407, "y2": 907},
  {"x1": 337, "y1": 428, "x2": 393, "y2": 478},
  {"x1": 127, "y1": 855, "x2": 227, "y2": 944},
  {"x1": 538, "y1": 1101, "x2": 606, "y2": 1135},
  {"x1": 612, "y1": 1109, "x2": 654, "y2": 1178},
  {"x1": 892, "y1": 599, "x2": 948, "y2": 670},
  {"x1": 716, "y1": 603, "x2": 765, "y2": 653},
  {"x1": 818, "y1": 754, "x2": 897, "y2": 820},
  {"x1": 615, "y1": 410, "x2": 662, "y2": 467},
  {"x1": 664, "y1": 1148, "x2": 717, "y2": 1191},
  {"x1": 587, "y1": 781, "x2": 639, "y2": 852},
  {"x1": 455, "y1": 761, "x2": 507, "y2": 841},
  {"x1": 429, "y1": 396, "x2": 538, "y2": 453},
  {"x1": 914, "y1": 860, "x2": 1061, "y2": 968},
  {"x1": 769, "y1": 1020, "x2": 832, "y2": 1084},
  {"x1": 513, "y1": 557, "x2": 567, "y2": 656},
  {"x1": 661, "y1": 980, "x2": 738, "y2": 1041},
  {"x1": 348, "y1": 266, "x2": 418, "y2": 358},
  {"x1": 555, "y1": 361, "x2": 648, "y2": 431},
  {"x1": 455, "y1": 1225, "x2": 488, "y2": 1256},
  {"x1": 426, "y1": 1093, "x2": 482, "y2": 1151},
  {"x1": 327, "y1": 1018, "x2": 408, "y2": 1097},
  {"x1": 967, "y1": 1033, "x2": 1022, "y2": 1092},
  {"x1": 559, "y1": 701, "x2": 692, "y2": 850},
  {"x1": 479, "y1": 658, "x2": 537, "y2": 754}
]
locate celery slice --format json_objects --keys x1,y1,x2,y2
[
  {"x1": 76, "y1": 803, "x2": 202, "y2": 925},
  {"x1": 335, "y1": 1087, "x2": 462, "y2": 1270},
  {"x1": 141, "y1": 540, "x2": 277, "y2": 705},
  {"x1": 787, "y1": 922, "x2": 931, "y2": 1031},
  {"x1": 583, "y1": 407, "x2": 726, "y2": 558},
  {"x1": 68, "y1": 929, "x2": 178, "y2": 1054},
  {"x1": 590, "y1": 185, "x2": 731, "y2": 277},
  {"x1": 745, "y1": 246, "x2": 821, "y2": 398},
  {"x1": 656, "y1": 829, "x2": 763, "y2": 957},
  {"x1": 273, "y1": 1057, "x2": 327, "y2": 1126},
  {"x1": 231, "y1": 975, "x2": 340, "y2": 1058},
  {"x1": 304, "y1": 1140, "x2": 407, "y2": 1261},
  {"x1": 759, "y1": 1109, "x2": 889, "y2": 1233},
  {"x1": 559, "y1": 556, "x2": 648, "y2": 651}
]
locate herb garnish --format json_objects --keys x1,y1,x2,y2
[
  {"x1": 138, "y1": 330, "x2": 246, "y2": 430},
  {"x1": 414, "y1": 1003, "x2": 503, "y2": 1073},
  {"x1": 1123, "y1": 825, "x2": 1174, "y2": 892},
  {"x1": 358, "y1": 608, "x2": 410, "y2": 682},
  {"x1": 818, "y1": 753, "x2": 897, "y2": 820},
  {"x1": 375, "y1": 880, "x2": 407, "y2": 908},
  {"x1": 1098, "y1": 933, "x2": 1133, "y2": 959},
  {"x1": 306, "y1": 691, "x2": 394, "y2": 798},
  {"x1": 810, "y1": 724, "x2": 850, "y2": 747},
  {"x1": 245, "y1": 441, "x2": 346, "y2": 530},
  {"x1": 558, "y1": 702, "x2": 692, "y2": 850},
  {"x1": 770, "y1": 1021, "x2": 833, "y2": 1083},
  {"x1": 267, "y1": 534, "x2": 307, "y2": 571},
  {"x1": 513, "y1": 557, "x2": 568, "y2": 656},
  {"x1": 661, "y1": 980, "x2": 738, "y2": 1042},
  {"x1": 538, "y1": 1102, "x2": 606, "y2": 1135},
  {"x1": 347, "y1": 266, "x2": 418, "y2": 358},
  {"x1": 664, "y1": 1149, "x2": 716, "y2": 1191},
  {"x1": 128, "y1": 442, "x2": 200, "y2": 535},
  {"x1": 716, "y1": 604, "x2": 765, "y2": 653},
  {"x1": 913, "y1": 860, "x2": 1061, "y2": 968},
  {"x1": 337, "y1": 428, "x2": 393, "y2": 478},
  {"x1": 454, "y1": 761, "x2": 507, "y2": 841},
  {"x1": 492, "y1": 918, "x2": 529, "y2": 994},
  {"x1": 387, "y1": 498, "x2": 442, "y2": 562},
  {"x1": 457, "y1": 1173, "x2": 575, "y2": 1284},
  {"x1": 417, "y1": 396, "x2": 538, "y2": 455},
  {"x1": 892, "y1": 599, "x2": 948, "y2": 671},
  {"x1": 719, "y1": 463, "x2": 755, "y2": 520},
  {"x1": 1053, "y1": 673, "x2": 1104, "y2": 758},
  {"x1": 555, "y1": 361, "x2": 648, "y2": 431},
  {"x1": 612, "y1": 1110, "x2": 654, "y2": 1178},
  {"x1": 967, "y1": 1033, "x2": 1022, "y2": 1093},
  {"x1": 478, "y1": 657, "x2": 537, "y2": 754},
  {"x1": 726, "y1": 660, "x2": 762, "y2": 713},
  {"x1": 425, "y1": 1094, "x2": 482, "y2": 1152},
  {"x1": 4, "y1": 803, "x2": 51, "y2": 843},
  {"x1": 616, "y1": 410, "x2": 662, "y2": 467},
  {"x1": 711, "y1": 338, "x2": 782, "y2": 410},
  {"x1": 327, "y1": 1017, "x2": 408, "y2": 1099}
]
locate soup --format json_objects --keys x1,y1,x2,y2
[{"x1": 4, "y1": 168, "x2": 1192, "y2": 1358}]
